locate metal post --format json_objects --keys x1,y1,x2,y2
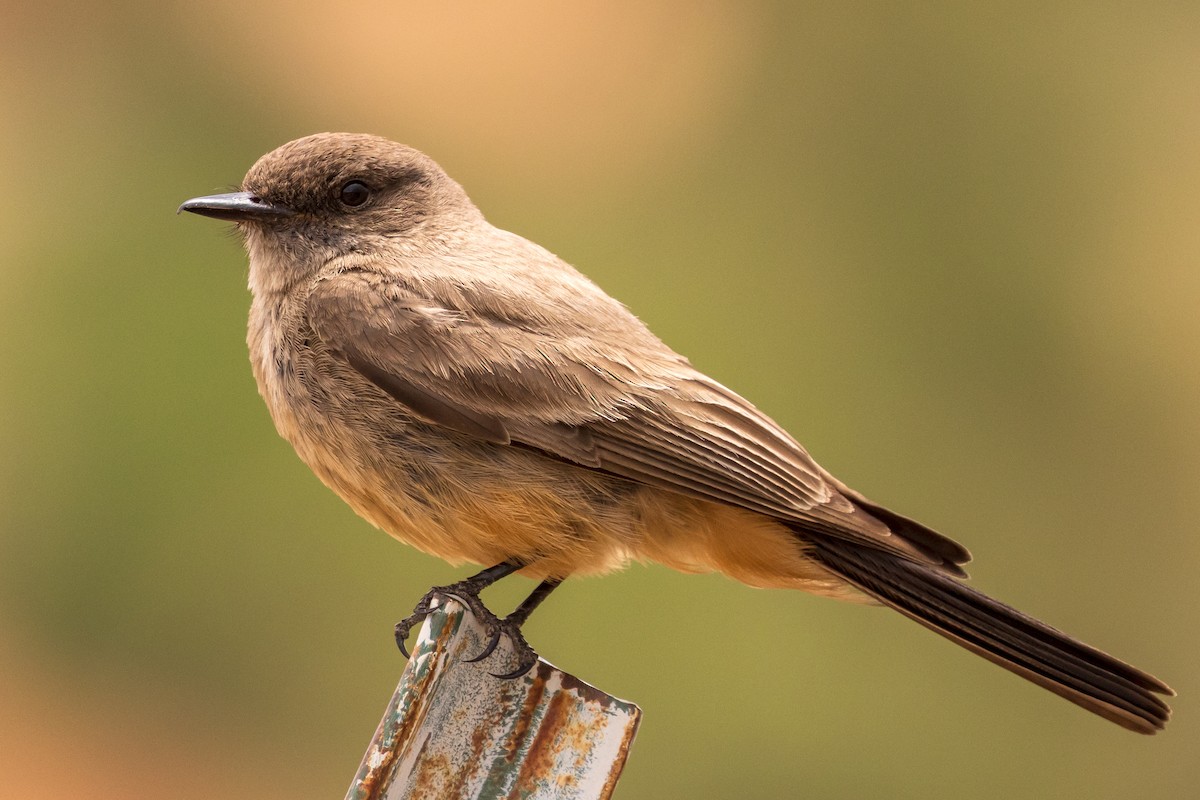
[{"x1": 346, "y1": 597, "x2": 642, "y2": 799}]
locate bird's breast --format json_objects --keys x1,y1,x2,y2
[{"x1": 246, "y1": 297, "x2": 644, "y2": 576}]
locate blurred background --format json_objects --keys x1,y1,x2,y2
[{"x1": 1, "y1": 1, "x2": 1196, "y2": 797}]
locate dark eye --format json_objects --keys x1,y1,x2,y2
[{"x1": 338, "y1": 180, "x2": 371, "y2": 207}]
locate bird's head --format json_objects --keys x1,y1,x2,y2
[{"x1": 180, "y1": 132, "x2": 479, "y2": 295}]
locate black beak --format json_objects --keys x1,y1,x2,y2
[{"x1": 177, "y1": 192, "x2": 294, "y2": 222}]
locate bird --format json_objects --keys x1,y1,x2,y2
[{"x1": 180, "y1": 132, "x2": 1172, "y2": 733}]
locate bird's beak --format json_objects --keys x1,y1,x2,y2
[{"x1": 177, "y1": 192, "x2": 294, "y2": 222}]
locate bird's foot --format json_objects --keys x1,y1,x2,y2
[
  {"x1": 392, "y1": 587, "x2": 445, "y2": 658},
  {"x1": 463, "y1": 613, "x2": 539, "y2": 679},
  {"x1": 393, "y1": 579, "x2": 539, "y2": 679}
]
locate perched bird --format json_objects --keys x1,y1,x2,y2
[{"x1": 180, "y1": 133, "x2": 1171, "y2": 733}]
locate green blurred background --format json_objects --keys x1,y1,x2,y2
[{"x1": 1, "y1": 2, "x2": 1195, "y2": 797}]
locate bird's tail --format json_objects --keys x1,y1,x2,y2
[{"x1": 807, "y1": 536, "x2": 1173, "y2": 733}]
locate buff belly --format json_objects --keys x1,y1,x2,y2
[{"x1": 257, "y1": 339, "x2": 856, "y2": 599}]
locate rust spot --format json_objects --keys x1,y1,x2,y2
[
  {"x1": 509, "y1": 689, "x2": 573, "y2": 798},
  {"x1": 356, "y1": 608, "x2": 459, "y2": 799},
  {"x1": 556, "y1": 671, "x2": 616, "y2": 710},
  {"x1": 506, "y1": 662, "x2": 548, "y2": 760},
  {"x1": 443, "y1": 676, "x2": 509, "y2": 799},
  {"x1": 600, "y1": 709, "x2": 642, "y2": 800},
  {"x1": 408, "y1": 751, "x2": 454, "y2": 800}
]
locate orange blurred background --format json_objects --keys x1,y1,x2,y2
[{"x1": 1, "y1": 2, "x2": 1196, "y2": 797}]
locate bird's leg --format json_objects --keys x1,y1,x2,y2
[
  {"x1": 394, "y1": 561, "x2": 523, "y2": 658},
  {"x1": 508, "y1": 578, "x2": 563, "y2": 626},
  {"x1": 465, "y1": 578, "x2": 563, "y2": 679}
]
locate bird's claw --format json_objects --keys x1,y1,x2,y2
[
  {"x1": 463, "y1": 616, "x2": 539, "y2": 679},
  {"x1": 463, "y1": 626, "x2": 503, "y2": 663},
  {"x1": 393, "y1": 591, "x2": 440, "y2": 658},
  {"x1": 486, "y1": 625, "x2": 539, "y2": 679}
]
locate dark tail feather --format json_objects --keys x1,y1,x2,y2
[{"x1": 808, "y1": 537, "x2": 1173, "y2": 734}]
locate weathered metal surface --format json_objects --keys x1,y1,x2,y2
[{"x1": 346, "y1": 597, "x2": 641, "y2": 800}]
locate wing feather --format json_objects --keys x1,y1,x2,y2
[{"x1": 308, "y1": 270, "x2": 968, "y2": 571}]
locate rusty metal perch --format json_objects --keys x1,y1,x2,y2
[{"x1": 345, "y1": 597, "x2": 642, "y2": 799}]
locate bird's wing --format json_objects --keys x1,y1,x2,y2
[{"x1": 308, "y1": 269, "x2": 969, "y2": 571}]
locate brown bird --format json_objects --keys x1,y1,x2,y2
[{"x1": 180, "y1": 132, "x2": 1172, "y2": 733}]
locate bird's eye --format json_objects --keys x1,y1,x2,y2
[{"x1": 338, "y1": 180, "x2": 371, "y2": 207}]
